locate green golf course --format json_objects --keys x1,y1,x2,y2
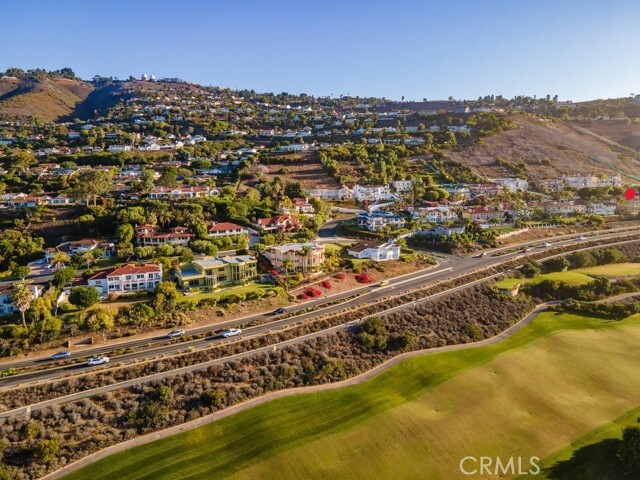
[{"x1": 65, "y1": 309, "x2": 640, "y2": 480}]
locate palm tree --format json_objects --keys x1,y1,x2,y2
[
  {"x1": 298, "y1": 245, "x2": 312, "y2": 276},
  {"x1": 281, "y1": 259, "x2": 294, "y2": 291},
  {"x1": 80, "y1": 251, "x2": 97, "y2": 269},
  {"x1": 51, "y1": 252, "x2": 71, "y2": 270},
  {"x1": 12, "y1": 284, "x2": 33, "y2": 327}
]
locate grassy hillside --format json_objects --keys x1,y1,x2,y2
[
  {"x1": 494, "y1": 263, "x2": 640, "y2": 290},
  {"x1": 65, "y1": 310, "x2": 640, "y2": 480},
  {"x1": 450, "y1": 115, "x2": 640, "y2": 181},
  {"x1": 0, "y1": 77, "x2": 93, "y2": 122}
]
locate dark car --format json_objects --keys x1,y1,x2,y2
[{"x1": 274, "y1": 308, "x2": 286, "y2": 315}]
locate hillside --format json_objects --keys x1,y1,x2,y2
[
  {"x1": 573, "y1": 119, "x2": 640, "y2": 152},
  {"x1": 0, "y1": 77, "x2": 94, "y2": 122},
  {"x1": 449, "y1": 114, "x2": 640, "y2": 181}
]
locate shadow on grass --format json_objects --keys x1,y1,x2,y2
[{"x1": 543, "y1": 438, "x2": 637, "y2": 480}]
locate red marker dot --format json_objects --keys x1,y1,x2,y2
[{"x1": 624, "y1": 188, "x2": 636, "y2": 200}]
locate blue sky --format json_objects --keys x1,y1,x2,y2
[{"x1": 1, "y1": 0, "x2": 639, "y2": 101}]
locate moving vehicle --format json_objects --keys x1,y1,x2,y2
[
  {"x1": 221, "y1": 328, "x2": 242, "y2": 338},
  {"x1": 540, "y1": 242, "x2": 552, "y2": 248},
  {"x1": 578, "y1": 236, "x2": 587, "y2": 241},
  {"x1": 87, "y1": 356, "x2": 109, "y2": 366},
  {"x1": 51, "y1": 350, "x2": 71, "y2": 360},
  {"x1": 273, "y1": 308, "x2": 286, "y2": 315},
  {"x1": 378, "y1": 280, "x2": 390, "y2": 286},
  {"x1": 167, "y1": 329, "x2": 185, "y2": 339}
]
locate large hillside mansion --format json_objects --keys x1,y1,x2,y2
[
  {"x1": 135, "y1": 224, "x2": 195, "y2": 246},
  {"x1": 176, "y1": 255, "x2": 257, "y2": 289},
  {"x1": 264, "y1": 242, "x2": 326, "y2": 272},
  {"x1": 88, "y1": 263, "x2": 163, "y2": 295}
]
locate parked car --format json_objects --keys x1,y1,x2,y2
[
  {"x1": 221, "y1": 328, "x2": 242, "y2": 338},
  {"x1": 167, "y1": 329, "x2": 185, "y2": 339},
  {"x1": 50, "y1": 350, "x2": 70, "y2": 360},
  {"x1": 87, "y1": 356, "x2": 109, "y2": 366}
]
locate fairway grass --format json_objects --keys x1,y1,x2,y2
[
  {"x1": 494, "y1": 262, "x2": 640, "y2": 290},
  {"x1": 65, "y1": 311, "x2": 640, "y2": 480},
  {"x1": 574, "y1": 262, "x2": 640, "y2": 277}
]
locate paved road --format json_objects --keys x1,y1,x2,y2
[{"x1": 1, "y1": 227, "x2": 638, "y2": 390}]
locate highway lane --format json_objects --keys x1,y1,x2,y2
[
  {"x1": 1, "y1": 227, "x2": 639, "y2": 388},
  {"x1": 0, "y1": 257, "x2": 461, "y2": 372}
]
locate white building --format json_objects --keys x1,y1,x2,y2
[
  {"x1": 586, "y1": 202, "x2": 617, "y2": 216},
  {"x1": 358, "y1": 211, "x2": 406, "y2": 231},
  {"x1": 107, "y1": 145, "x2": 132, "y2": 153},
  {"x1": 391, "y1": 180, "x2": 413, "y2": 192},
  {"x1": 564, "y1": 174, "x2": 622, "y2": 189},
  {"x1": 88, "y1": 263, "x2": 163, "y2": 296},
  {"x1": 305, "y1": 186, "x2": 353, "y2": 201},
  {"x1": 148, "y1": 186, "x2": 219, "y2": 200},
  {"x1": 352, "y1": 184, "x2": 399, "y2": 202},
  {"x1": 412, "y1": 206, "x2": 458, "y2": 223},
  {"x1": 45, "y1": 238, "x2": 114, "y2": 262},
  {"x1": 490, "y1": 178, "x2": 530, "y2": 192},
  {"x1": 347, "y1": 241, "x2": 400, "y2": 262},
  {"x1": 277, "y1": 144, "x2": 310, "y2": 152},
  {"x1": 0, "y1": 284, "x2": 45, "y2": 316},
  {"x1": 206, "y1": 221, "x2": 249, "y2": 238}
]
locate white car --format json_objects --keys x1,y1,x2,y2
[
  {"x1": 578, "y1": 236, "x2": 587, "y2": 241},
  {"x1": 167, "y1": 329, "x2": 185, "y2": 339},
  {"x1": 87, "y1": 356, "x2": 110, "y2": 366},
  {"x1": 541, "y1": 242, "x2": 552, "y2": 248},
  {"x1": 221, "y1": 328, "x2": 242, "y2": 338}
]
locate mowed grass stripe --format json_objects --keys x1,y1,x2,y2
[
  {"x1": 494, "y1": 262, "x2": 640, "y2": 290},
  {"x1": 65, "y1": 312, "x2": 640, "y2": 480}
]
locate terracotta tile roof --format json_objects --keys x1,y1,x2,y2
[
  {"x1": 206, "y1": 221, "x2": 245, "y2": 232},
  {"x1": 88, "y1": 263, "x2": 161, "y2": 280}
]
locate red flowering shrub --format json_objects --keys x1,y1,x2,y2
[
  {"x1": 355, "y1": 273, "x2": 372, "y2": 284},
  {"x1": 304, "y1": 287, "x2": 322, "y2": 298},
  {"x1": 320, "y1": 280, "x2": 332, "y2": 289},
  {"x1": 334, "y1": 272, "x2": 346, "y2": 280},
  {"x1": 297, "y1": 293, "x2": 309, "y2": 300}
]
